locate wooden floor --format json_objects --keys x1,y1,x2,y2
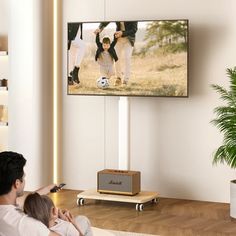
[{"x1": 50, "y1": 189, "x2": 236, "y2": 236}]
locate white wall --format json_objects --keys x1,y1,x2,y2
[
  {"x1": 8, "y1": 0, "x2": 53, "y2": 190},
  {"x1": 62, "y1": 0, "x2": 236, "y2": 203}
]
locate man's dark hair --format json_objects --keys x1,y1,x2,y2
[
  {"x1": 0, "y1": 151, "x2": 26, "y2": 195},
  {"x1": 102, "y1": 37, "x2": 111, "y2": 44}
]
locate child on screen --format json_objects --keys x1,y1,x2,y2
[{"x1": 95, "y1": 32, "x2": 118, "y2": 80}]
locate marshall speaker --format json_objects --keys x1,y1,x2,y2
[{"x1": 97, "y1": 169, "x2": 141, "y2": 196}]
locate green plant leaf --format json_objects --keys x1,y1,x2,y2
[{"x1": 211, "y1": 67, "x2": 236, "y2": 168}]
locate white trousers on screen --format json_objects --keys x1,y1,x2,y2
[
  {"x1": 115, "y1": 37, "x2": 133, "y2": 81},
  {"x1": 68, "y1": 32, "x2": 86, "y2": 74}
]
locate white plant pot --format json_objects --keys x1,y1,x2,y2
[{"x1": 230, "y1": 180, "x2": 236, "y2": 218}]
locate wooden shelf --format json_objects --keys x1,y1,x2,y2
[
  {"x1": 0, "y1": 51, "x2": 8, "y2": 56},
  {"x1": 0, "y1": 42, "x2": 8, "y2": 150},
  {"x1": 0, "y1": 87, "x2": 8, "y2": 91},
  {"x1": 0, "y1": 105, "x2": 8, "y2": 126},
  {"x1": 0, "y1": 121, "x2": 8, "y2": 126}
]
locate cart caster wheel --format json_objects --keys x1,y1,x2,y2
[
  {"x1": 135, "y1": 203, "x2": 144, "y2": 211},
  {"x1": 139, "y1": 204, "x2": 144, "y2": 211},
  {"x1": 80, "y1": 198, "x2": 85, "y2": 205},
  {"x1": 77, "y1": 198, "x2": 84, "y2": 206},
  {"x1": 152, "y1": 198, "x2": 159, "y2": 204}
]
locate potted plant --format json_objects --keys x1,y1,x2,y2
[{"x1": 211, "y1": 67, "x2": 236, "y2": 218}]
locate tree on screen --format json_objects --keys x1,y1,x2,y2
[{"x1": 143, "y1": 20, "x2": 188, "y2": 54}]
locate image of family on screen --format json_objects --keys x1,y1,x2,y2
[{"x1": 67, "y1": 20, "x2": 188, "y2": 97}]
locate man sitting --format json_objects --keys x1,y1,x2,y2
[{"x1": 0, "y1": 151, "x2": 59, "y2": 236}]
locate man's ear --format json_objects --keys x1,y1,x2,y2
[{"x1": 13, "y1": 179, "x2": 22, "y2": 190}]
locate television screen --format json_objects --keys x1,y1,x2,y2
[{"x1": 67, "y1": 19, "x2": 189, "y2": 97}]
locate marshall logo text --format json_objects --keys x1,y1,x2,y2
[{"x1": 109, "y1": 180, "x2": 122, "y2": 185}]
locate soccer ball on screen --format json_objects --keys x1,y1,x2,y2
[{"x1": 96, "y1": 76, "x2": 109, "y2": 89}]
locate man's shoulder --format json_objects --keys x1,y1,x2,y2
[
  {"x1": 0, "y1": 205, "x2": 50, "y2": 236},
  {"x1": 0, "y1": 204, "x2": 19, "y2": 216},
  {"x1": 0, "y1": 204, "x2": 28, "y2": 218}
]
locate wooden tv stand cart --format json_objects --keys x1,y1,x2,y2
[{"x1": 77, "y1": 189, "x2": 159, "y2": 211}]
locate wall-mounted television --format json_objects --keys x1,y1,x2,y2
[{"x1": 67, "y1": 19, "x2": 189, "y2": 97}]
